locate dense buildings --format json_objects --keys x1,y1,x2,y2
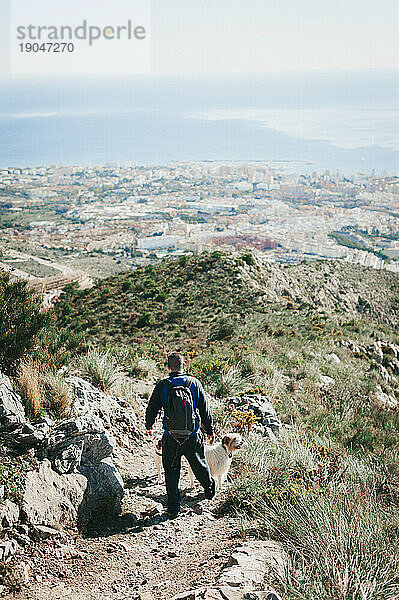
[{"x1": 0, "y1": 161, "x2": 398, "y2": 292}]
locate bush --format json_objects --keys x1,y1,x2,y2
[
  {"x1": 42, "y1": 371, "x2": 71, "y2": 416},
  {"x1": 16, "y1": 359, "x2": 45, "y2": 418},
  {"x1": 212, "y1": 317, "x2": 235, "y2": 341},
  {"x1": 136, "y1": 312, "x2": 155, "y2": 328},
  {"x1": 0, "y1": 271, "x2": 49, "y2": 373},
  {"x1": 128, "y1": 357, "x2": 159, "y2": 379},
  {"x1": 214, "y1": 365, "x2": 251, "y2": 398},
  {"x1": 241, "y1": 251, "x2": 256, "y2": 267},
  {"x1": 77, "y1": 348, "x2": 123, "y2": 392}
]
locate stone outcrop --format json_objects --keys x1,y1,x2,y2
[
  {"x1": 43, "y1": 414, "x2": 117, "y2": 475},
  {"x1": 227, "y1": 395, "x2": 281, "y2": 433},
  {"x1": 0, "y1": 373, "x2": 136, "y2": 533},
  {"x1": 20, "y1": 459, "x2": 87, "y2": 528},
  {"x1": 341, "y1": 339, "x2": 399, "y2": 409},
  {"x1": 0, "y1": 500, "x2": 20, "y2": 531},
  {"x1": 0, "y1": 372, "x2": 26, "y2": 431},
  {"x1": 67, "y1": 376, "x2": 138, "y2": 442},
  {"x1": 170, "y1": 541, "x2": 287, "y2": 600}
]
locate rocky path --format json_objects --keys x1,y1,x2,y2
[{"x1": 13, "y1": 439, "x2": 239, "y2": 600}]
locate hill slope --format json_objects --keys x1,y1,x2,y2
[{"x1": 57, "y1": 251, "x2": 399, "y2": 354}]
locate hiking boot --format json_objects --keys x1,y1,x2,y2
[
  {"x1": 165, "y1": 510, "x2": 180, "y2": 519},
  {"x1": 204, "y1": 478, "x2": 216, "y2": 500}
]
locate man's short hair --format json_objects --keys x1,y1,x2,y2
[{"x1": 168, "y1": 352, "x2": 185, "y2": 371}]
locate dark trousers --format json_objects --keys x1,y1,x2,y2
[{"x1": 162, "y1": 431, "x2": 214, "y2": 513}]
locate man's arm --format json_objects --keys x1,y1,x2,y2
[
  {"x1": 145, "y1": 381, "x2": 164, "y2": 431},
  {"x1": 195, "y1": 379, "x2": 214, "y2": 436}
]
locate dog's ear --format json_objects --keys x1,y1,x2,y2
[{"x1": 222, "y1": 434, "x2": 232, "y2": 447}]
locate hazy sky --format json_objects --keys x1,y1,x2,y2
[
  {"x1": 152, "y1": 0, "x2": 399, "y2": 73},
  {"x1": 1, "y1": 0, "x2": 398, "y2": 76}
]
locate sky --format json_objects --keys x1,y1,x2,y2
[{"x1": 0, "y1": 0, "x2": 399, "y2": 77}]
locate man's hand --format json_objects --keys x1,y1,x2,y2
[
  {"x1": 208, "y1": 434, "x2": 215, "y2": 444},
  {"x1": 145, "y1": 429, "x2": 153, "y2": 436}
]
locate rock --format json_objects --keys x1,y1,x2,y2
[
  {"x1": 228, "y1": 395, "x2": 281, "y2": 432},
  {"x1": 170, "y1": 542, "x2": 288, "y2": 600},
  {"x1": 0, "y1": 372, "x2": 26, "y2": 431},
  {"x1": 21, "y1": 459, "x2": 87, "y2": 528},
  {"x1": 327, "y1": 353, "x2": 340, "y2": 364},
  {"x1": 0, "y1": 500, "x2": 19, "y2": 530},
  {"x1": 78, "y1": 458, "x2": 124, "y2": 525},
  {"x1": 67, "y1": 376, "x2": 138, "y2": 440},
  {"x1": 0, "y1": 539, "x2": 20, "y2": 563},
  {"x1": 219, "y1": 541, "x2": 288, "y2": 588},
  {"x1": 13, "y1": 418, "x2": 54, "y2": 448},
  {"x1": 44, "y1": 414, "x2": 117, "y2": 475},
  {"x1": 374, "y1": 386, "x2": 398, "y2": 410},
  {"x1": 32, "y1": 525, "x2": 68, "y2": 540},
  {"x1": 319, "y1": 375, "x2": 334, "y2": 386}
]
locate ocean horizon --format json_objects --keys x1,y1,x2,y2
[{"x1": 0, "y1": 69, "x2": 398, "y2": 173}]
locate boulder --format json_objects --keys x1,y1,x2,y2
[
  {"x1": 67, "y1": 376, "x2": 137, "y2": 440},
  {"x1": 20, "y1": 459, "x2": 87, "y2": 528},
  {"x1": 0, "y1": 539, "x2": 20, "y2": 563},
  {"x1": 374, "y1": 386, "x2": 398, "y2": 410},
  {"x1": 78, "y1": 458, "x2": 124, "y2": 525},
  {"x1": 319, "y1": 375, "x2": 335, "y2": 386},
  {"x1": 170, "y1": 542, "x2": 287, "y2": 600},
  {"x1": 219, "y1": 541, "x2": 288, "y2": 589},
  {"x1": 0, "y1": 500, "x2": 19, "y2": 530},
  {"x1": 327, "y1": 353, "x2": 340, "y2": 365},
  {"x1": 228, "y1": 395, "x2": 281, "y2": 432},
  {"x1": 12, "y1": 417, "x2": 54, "y2": 449},
  {"x1": 44, "y1": 414, "x2": 117, "y2": 475},
  {"x1": 0, "y1": 372, "x2": 26, "y2": 431}
]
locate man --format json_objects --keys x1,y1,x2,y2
[{"x1": 145, "y1": 352, "x2": 216, "y2": 518}]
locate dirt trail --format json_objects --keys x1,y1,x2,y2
[{"x1": 14, "y1": 438, "x2": 238, "y2": 600}]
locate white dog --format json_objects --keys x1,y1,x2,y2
[{"x1": 154, "y1": 433, "x2": 243, "y2": 491}]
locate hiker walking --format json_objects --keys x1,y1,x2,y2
[{"x1": 145, "y1": 352, "x2": 216, "y2": 518}]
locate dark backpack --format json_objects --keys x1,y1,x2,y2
[{"x1": 163, "y1": 377, "x2": 197, "y2": 442}]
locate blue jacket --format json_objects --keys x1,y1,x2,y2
[{"x1": 145, "y1": 372, "x2": 214, "y2": 436}]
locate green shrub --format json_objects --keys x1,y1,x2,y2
[
  {"x1": 137, "y1": 312, "x2": 155, "y2": 328},
  {"x1": 77, "y1": 348, "x2": 123, "y2": 392},
  {"x1": 16, "y1": 359, "x2": 45, "y2": 418},
  {"x1": 0, "y1": 271, "x2": 49, "y2": 373},
  {"x1": 241, "y1": 251, "x2": 256, "y2": 266}
]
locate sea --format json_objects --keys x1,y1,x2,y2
[{"x1": 0, "y1": 70, "x2": 398, "y2": 174}]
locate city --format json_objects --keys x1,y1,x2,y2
[{"x1": 0, "y1": 161, "x2": 398, "y2": 295}]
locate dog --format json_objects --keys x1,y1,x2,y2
[
  {"x1": 154, "y1": 433, "x2": 243, "y2": 491},
  {"x1": 188, "y1": 433, "x2": 243, "y2": 490}
]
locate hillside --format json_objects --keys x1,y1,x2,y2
[
  {"x1": 56, "y1": 251, "x2": 399, "y2": 453},
  {"x1": 57, "y1": 251, "x2": 399, "y2": 354},
  {"x1": 1, "y1": 253, "x2": 398, "y2": 598}
]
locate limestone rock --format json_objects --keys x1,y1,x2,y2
[
  {"x1": 0, "y1": 500, "x2": 19, "y2": 530},
  {"x1": 67, "y1": 376, "x2": 137, "y2": 439},
  {"x1": 374, "y1": 386, "x2": 398, "y2": 410},
  {"x1": 13, "y1": 417, "x2": 54, "y2": 449},
  {"x1": 0, "y1": 372, "x2": 26, "y2": 431},
  {"x1": 32, "y1": 525, "x2": 68, "y2": 540},
  {"x1": 44, "y1": 414, "x2": 117, "y2": 474},
  {"x1": 21, "y1": 459, "x2": 87, "y2": 528},
  {"x1": 319, "y1": 375, "x2": 334, "y2": 386},
  {"x1": 0, "y1": 539, "x2": 20, "y2": 563},
  {"x1": 219, "y1": 541, "x2": 288, "y2": 588},
  {"x1": 327, "y1": 353, "x2": 340, "y2": 364},
  {"x1": 228, "y1": 395, "x2": 281, "y2": 432},
  {"x1": 78, "y1": 458, "x2": 124, "y2": 525},
  {"x1": 170, "y1": 542, "x2": 287, "y2": 600}
]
